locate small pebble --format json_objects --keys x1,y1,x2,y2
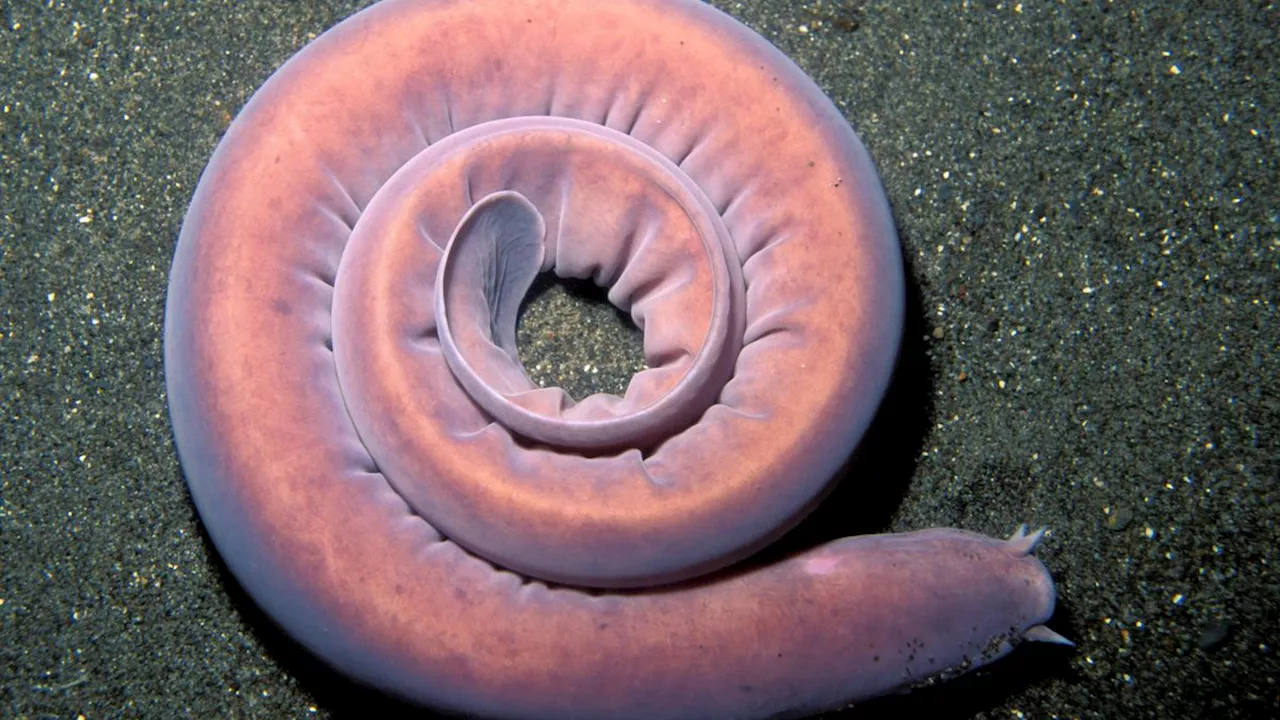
[
  {"x1": 1197, "y1": 619, "x2": 1232, "y2": 651},
  {"x1": 1105, "y1": 506, "x2": 1134, "y2": 531}
]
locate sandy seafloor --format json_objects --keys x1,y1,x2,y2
[{"x1": 1, "y1": 0, "x2": 1276, "y2": 718}]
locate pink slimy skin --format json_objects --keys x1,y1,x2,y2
[{"x1": 163, "y1": 0, "x2": 1065, "y2": 718}]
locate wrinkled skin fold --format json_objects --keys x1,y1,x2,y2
[{"x1": 164, "y1": 0, "x2": 1065, "y2": 718}]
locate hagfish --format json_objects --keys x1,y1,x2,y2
[{"x1": 163, "y1": 0, "x2": 1068, "y2": 717}]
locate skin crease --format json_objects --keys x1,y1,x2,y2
[{"x1": 163, "y1": 0, "x2": 1065, "y2": 718}]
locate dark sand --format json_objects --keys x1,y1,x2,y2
[{"x1": 2, "y1": 1, "x2": 1276, "y2": 718}]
